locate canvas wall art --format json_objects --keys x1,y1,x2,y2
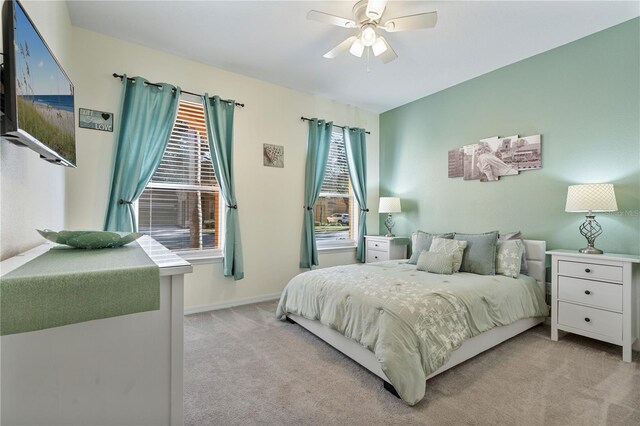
[
  {"x1": 448, "y1": 134, "x2": 541, "y2": 182},
  {"x1": 263, "y1": 143, "x2": 284, "y2": 168}
]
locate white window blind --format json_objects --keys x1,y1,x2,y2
[
  {"x1": 320, "y1": 131, "x2": 350, "y2": 197},
  {"x1": 138, "y1": 99, "x2": 221, "y2": 252},
  {"x1": 315, "y1": 130, "x2": 355, "y2": 244}
]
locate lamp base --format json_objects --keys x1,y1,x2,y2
[
  {"x1": 383, "y1": 213, "x2": 395, "y2": 239},
  {"x1": 578, "y1": 214, "x2": 604, "y2": 255},
  {"x1": 579, "y1": 246, "x2": 603, "y2": 255}
]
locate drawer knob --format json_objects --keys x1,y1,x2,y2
[
  {"x1": 375, "y1": 256, "x2": 378, "y2": 259},
  {"x1": 584, "y1": 290, "x2": 591, "y2": 295},
  {"x1": 585, "y1": 268, "x2": 591, "y2": 273},
  {"x1": 584, "y1": 317, "x2": 591, "y2": 323},
  {"x1": 375, "y1": 244, "x2": 379, "y2": 247}
]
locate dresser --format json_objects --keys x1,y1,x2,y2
[
  {"x1": 365, "y1": 235, "x2": 409, "y2": 263},
  {"x1": 547, "y1": 250, "x2": 640, "y2": 362},
  {"x1": 1, "y1": 237, "x2": 192, "y2": 425}
]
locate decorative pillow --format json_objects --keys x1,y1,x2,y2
[
  {"x1": 429, "y1": 238, "x2": 468, "y2": 273},
  {"x1": 499, "y1": 231, "x2": 528, "y2": 274},
  {"x1": 37, "y1": 229, "x2": 143, "y2": 249},
  {"x1": 416, "y1": 251, "x2": 454, "y2": 275},
  {"x1": 408, "y1": 231, "x2": 455, "y2": 265},
  {"x1": 454, "y1": 231, "x2": 499, "y2": 275},
  {"x1": 496, "y1": 239, "x2": 525, "y2": 278}
]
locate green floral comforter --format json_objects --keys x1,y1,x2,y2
[{"x1": 276, "y1": 260, "x2": 549, "y2": 405}]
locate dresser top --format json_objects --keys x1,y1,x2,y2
[
  {"x1": 1, "y1": 236, "x2": 193, "y2": 277},
  {"x1": 546, "y1": 249, "x2": 640, "y2": 263},
  {"x1": 365, "y1": 235, "x2": 410, "y2": 244}
]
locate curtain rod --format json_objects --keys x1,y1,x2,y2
[
  {"x1": 300, "y1": 116, "x2": 370, "y2": 135},
  {"x1": 112, "y1": 73, "x2": 245, "y2": 107}
]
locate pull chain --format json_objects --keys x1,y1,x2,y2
[{"x1": 366, "y1": 47, "x2": 371, "y2": 73}]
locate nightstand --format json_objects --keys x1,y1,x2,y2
[
  {"x1": 547, "y1": 250, "x2": 640, "y2": 362},
  {"x1": 365, "y1": 236, "x2": 409, "y2": 263}
]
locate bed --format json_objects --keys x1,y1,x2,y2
[{"x1": 276, "y1": 239, "x2": 548, "y2": 405}]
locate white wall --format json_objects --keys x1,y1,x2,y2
[
  {"x1": 67, "y1": 28, "x2": 379, "y2": 310},
  {"x1": 0, "y1": 0, "x2": 72, "y2": 260}
]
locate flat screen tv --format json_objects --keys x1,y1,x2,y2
[{"x1": 1, "y1": 0, "x2": 76, "y2": 167}]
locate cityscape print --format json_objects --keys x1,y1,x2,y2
[{"x1": 448, "y1": 134, "x2": 541, "y2": 182}]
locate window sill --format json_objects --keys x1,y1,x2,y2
[
  {"x1": 318, "y1": 243, "x2": 357, "y2": 254},
  {"x1": 177, "y1": 250, "x2": 223, "y2": 265}
]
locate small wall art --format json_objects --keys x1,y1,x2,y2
[
  {"x1": 79, "y1": 108, "x2": 113, "y2": 132},
  {"x1": 263, "y1": 143, "x2": 284, "y2": 168},
  {"x1": 448, "y1": 134, "x2": 541, "y2": 182}
]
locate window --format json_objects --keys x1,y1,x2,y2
[
  {"x1": 138, "y1": 99, "x2": 221, "y2": 254},
  {"x1": 314, "y1": 129, "x2": 356, "y2": 246}
]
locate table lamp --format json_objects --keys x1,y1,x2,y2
[
  {"x1": 565, "y1": 183, "x2": 618, "y2": 254},
  {"x1": 379, "y1": 197, "x2": 401, "y2": 237}
]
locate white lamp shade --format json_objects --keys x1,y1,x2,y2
[
  {"x1": 361, "y1": 25, "x2": 377, "y2": 47},
  {"x1": 565, "y1": 184, "x2": 618, "y2": 213},
  {"x1": 349, "y1": 39, "x2": 365, "y2": 57},
  {"x1": 379, "y1": 197, "x2": 401, "y2": 213},
  {"x1": 371, "y1": 37, "x2": 388, "y2": 56}
]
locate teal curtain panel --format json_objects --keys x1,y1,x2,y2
[
  {"x1": 343, "y1": 127, "x2": 368, "y2": 262},
  {"x1": 300, "y1": 119, "x2": 333, "y2": 268},
  {"x1": 1, "y1": 243, "x2": 159, "y2": 336},
  {"x1": 203, "y1": 95, "x2": 244, "y2": 280},
  {"x1": 104, "y1": 75, "x2": 180, "y2": 232}
]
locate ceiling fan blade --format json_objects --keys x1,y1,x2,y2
[
  {"x1": 307, "y1": 10, "x2": 356, "y2": 28},
  {"x1": 383, "y1": 11, "x2": 438, "y2": 32},
  {"x1": 366, "y1": 0, "x2": 387, "y2": 21},
  {"x1": 323, "y1": 36, "x2": 358, "y2": 59},
  {"x1": 376, "y1": 37, "x2": 397, "y2": 64}
]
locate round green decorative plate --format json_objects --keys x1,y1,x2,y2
[{"x1": 37, "y1": 229, "x2": 143, "y2": 249}]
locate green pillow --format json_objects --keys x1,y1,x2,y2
[
  {"x1": 454, "y1": 231, "x2": 499, "y2": 275},
  {"x1": 408, "y1": 231, "x2": 455, "y2": 264},
  {"x1": 416, "y1": 251, "x2": 454, "y2": 275},
  {"x1": 37, "y1": 229, "x2": 143, "y2": 249}
]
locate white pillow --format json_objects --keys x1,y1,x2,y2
[
  {"x1": 430, "y1": 238, "x2": 468, "y2": 273},
  {"x1": 496, "y1": 239, "x2": 524, "y2": 278}
]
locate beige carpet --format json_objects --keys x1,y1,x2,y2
[{"x1": 184, "y1": 301, "x2": 640, "y2": 426}]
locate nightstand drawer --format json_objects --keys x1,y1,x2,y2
[
  {"x1": 558, "y1": 301, "x2": 622, "y2": 341},
  {"x1": 558, "y1": 276, "x2": 622, "y2": 312},
  {"x1": 367, "y1": 239, "x2": 389, "y2": 252},
  {"x1": 367, "y1": 249, "x2": 389, "y2": 263},
  {"x1": 558, "y1": 260, "x2": 623, "y2": 282}
]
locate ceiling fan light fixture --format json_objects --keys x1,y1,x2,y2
[
  {"x1": 349, "y1": 38, "x2": 365, "y2": 57},
  {"x1": 308, "y1": 1, "x2": 437, "y2": 67},
  {"x1": 361, "y1": 25, "x2": 377, "y2": 47},
  {"x1": 372, "y1": 37, "x2": 387, "y2": 56}
]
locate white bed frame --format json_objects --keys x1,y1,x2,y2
[{"x1": 287, "y1": 240, "x2": 547, "y2": 395}]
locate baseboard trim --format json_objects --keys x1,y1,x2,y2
[{"x1": 184, "y1": 292, "x2": 281, "y2": 315}]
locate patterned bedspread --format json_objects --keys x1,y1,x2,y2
[{"x1": 276, "y1": 260, "x2": 548, "y2": 405}]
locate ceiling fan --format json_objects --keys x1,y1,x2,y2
[{"x1": 307, "y1": 0, "x2": 438, "y2": 64}]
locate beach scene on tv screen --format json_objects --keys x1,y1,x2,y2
[{"x1": 14, "y1": 2, "x2": 75, "y2": 164}]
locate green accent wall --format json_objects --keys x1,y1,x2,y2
[{"x1": 380, "y1": 18, "x2": 640, "y2": 255}]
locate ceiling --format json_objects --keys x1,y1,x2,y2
[{"x1": 67, "y1": 1, "x2": 640, "y2": 113}]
